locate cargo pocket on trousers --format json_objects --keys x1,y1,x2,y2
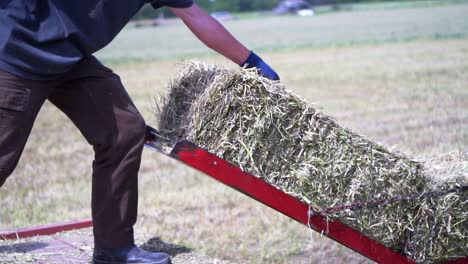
[
  {"x1": 0, "y1": 86, "x2": 29, "y2": 121},
  {"x1": 0, "y1": 86, "x2": 30, "y2": 173}
]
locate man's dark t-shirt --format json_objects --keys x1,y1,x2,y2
[{"x1": 0, "y1": 0, "x2": 193, "y2": 80}]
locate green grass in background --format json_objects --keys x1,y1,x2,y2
[
  {"x1": 97, "y1": 3, "x2": 468, "y2": 63},
  {"x1": 233, "y1": 0, "x2": 468, "y2": 19},
  {"x1": 315, "y1": 0, "x2": 468, "y2": 13}
]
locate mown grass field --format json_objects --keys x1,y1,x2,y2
[
  {"x1": 1, "y1": 2, "x2": 468, "y2": 263},
  {"x1": 97, "y1": 2, "x2": 468, "y2": 63}
]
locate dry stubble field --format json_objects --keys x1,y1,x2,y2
[{"x1": 1, "y1": 2, "x2": 468, "y2": 263}]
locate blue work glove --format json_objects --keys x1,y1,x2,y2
[{"x1": 241, "y1": 51, "x2": 280, "y2": 81}]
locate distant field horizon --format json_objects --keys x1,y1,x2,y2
[{"x1": 96, "y1": 2, "x2": 468, "y2": 64}]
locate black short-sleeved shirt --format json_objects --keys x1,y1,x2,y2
[{"x1": 0, "y1": 0, "x2": 193, "y2": 80}]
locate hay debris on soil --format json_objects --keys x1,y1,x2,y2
[{"x1": 155, "y1": 62, "x2": 468, "y2": 263}]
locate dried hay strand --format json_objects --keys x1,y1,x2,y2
[{"x1": 155, "y1": 62, "x2": 468, "y2": 263}]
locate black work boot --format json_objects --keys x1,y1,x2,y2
[{"x1": 93, "y1": 244, "x2": 171, "y2": 264}]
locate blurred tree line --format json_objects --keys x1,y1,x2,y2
[
  {"x1": 194, "y1": 0, "x2": 279, "y2": 12},
  {"x1": 133, "y1": 0, "x2": 417, "y2": 20},
  {"x1": 134, "y1": 0, "x2": 277, "y2": 20}
]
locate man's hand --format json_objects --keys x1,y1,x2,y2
[
  {"x1": 241, "y1": 51, "x2": 280, "y2": 81},
  {"x1": 170, "y1": 4, "x2": 280, "y2": 81}
]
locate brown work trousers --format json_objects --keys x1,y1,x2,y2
[{"x1": 0, "y1": 56, "x2": 146, "y2": 249}]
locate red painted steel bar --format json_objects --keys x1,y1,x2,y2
[
  {"x1": 170, "y1": 140, "x2": 468, "y2": 264},
  {"x1": 0, "y1": 219, "x2": 93, "y2": 240},
  {"x1": 1, "y1": 132, "x2": 466, "y2": 263}
]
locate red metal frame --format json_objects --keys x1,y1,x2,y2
[
  {"x1": 170, "y1": 140, "x2": 468, "y2": 264},
  {"x1": 1, "y1": 135, "x2": 466, "y2": 263},
  {"x1": 0, "y1": 219, "x2": 92, "y2": 240}
]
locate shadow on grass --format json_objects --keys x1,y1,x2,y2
[
  {"x1": 141, "y1": 237, "x2": 192, "y2": 257},
  {"x1": 0, "y1": 241, "x2": 49, "y2": 253}
]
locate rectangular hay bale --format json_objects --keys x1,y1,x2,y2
[{"x1": 155, "y1": 62, "x2": 468, "y2": 263}]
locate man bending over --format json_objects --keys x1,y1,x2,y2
[{"x1": 0, "y1": 1, "x2": 279, "y2": 263}]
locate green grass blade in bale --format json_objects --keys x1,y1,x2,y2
[{"x1": 155, "y1": 62, "x2": 468, "y2": 263}]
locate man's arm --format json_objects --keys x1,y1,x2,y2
[
  {"x1": 170, "y1": 4, "x2": 280, "y2": 80},
  {"x1": 170, "y1": 4, "x2": 249, "y2": 65}
]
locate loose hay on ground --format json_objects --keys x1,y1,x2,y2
[{"x1": 155, "y1": 62, "x2": 468, "y2": 263}]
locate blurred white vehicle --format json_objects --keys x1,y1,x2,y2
[
  {"x1": 273, "y1": 0, "x2": 313, "y2": 15},
  {"x1": 297, "y1": 9, "x2": 315, "y2": 16},
  {"x1": 210, "y1": 11, "x2": 237, "y2": 21}
]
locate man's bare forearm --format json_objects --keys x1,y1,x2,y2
[
  {"x1": 171, "y1": 4, "x2": 280, "y2": 80},
  {"x1": 170, "y1": 4, "x2": 250, "y2": 65}
]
